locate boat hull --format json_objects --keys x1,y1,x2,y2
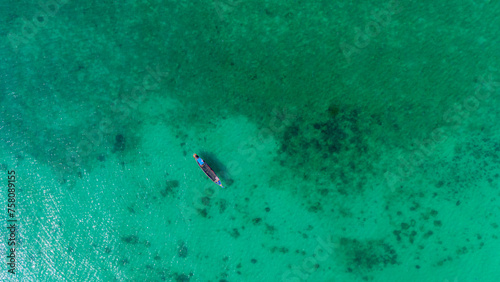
[{"x1": 193, "y1": 154, "x2": 223, "y2": 187}]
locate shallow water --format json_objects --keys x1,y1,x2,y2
[{"x1": 1, "y1": 0, "x2": 500, "y2": 281}]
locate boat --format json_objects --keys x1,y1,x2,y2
[{"x1": 193, "y1": 154, "x2": 223, "y2": 187}]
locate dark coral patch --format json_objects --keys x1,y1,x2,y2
[
  {"x1": 339, "y1": 237, "x2": 398, "y2": 272},
  {"x1": 178, "y1": 241, "x2": 188, "y2": 258},
  {"x1": 219, "y1": 199, "x2": 227, "y2": 214},
  {"x1": 174, "y1": 273, "x2": 191, "y2": 282},
  {"x1": 327, "y1": 104, "x2": 340, "y2": 118},
  {"x1": 265, "y1": 224, "x2": 276, "y2": 234},
  {"x1": 229, "y1": 228, "x2": 240, "y2": 238},
  {"x1": 270, "y1": 246, "x2": 289, "y2": 253},
  {"x1": 308, "y1": 202, "x2": 323, "y2": 213},
  {"x1": 423, "y1": 230, "x2": 434, "y2": 239},
  {"x1": 113, "y1": 134, "x2": 126, "y2": 152},
  {"x1": 121, "y1": 235, "x2": 139, "y2": 244},
  {"x1": 97, "y1": 154, "x2": 106, "y2": 162},
  {"x1": 197, "y1": 208, "x2": 208, "y2": 218},
  {"x1": 201, "y1": 196, "x2": 211, "y2": 206},
  {"x1": 276, "y1": 108, "x2": 370, "y2": 192},
  {"x1": 161, "y1": 180, "x2": 179, "y2": 197},
  {"x1": 393, "y1": 230, "x2": 401, "y2": 242}
]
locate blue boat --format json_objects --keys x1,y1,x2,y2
[{"x1": 193, "y1": 154, "x2": 223, "y2": 187}]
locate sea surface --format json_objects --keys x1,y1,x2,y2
[{"x1": 1, "y1": 0, "x2": 500, "y2": 281}]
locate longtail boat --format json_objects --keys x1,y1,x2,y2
[{"x1": 193, "y1": 154, "x2": 223, "y2": 187}]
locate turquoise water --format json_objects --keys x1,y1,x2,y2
[{"x1": 1, "y1": 0, "x2": 500, "y2": 281}]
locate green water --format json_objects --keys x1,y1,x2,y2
[{"x1": 1, "y1": 0, "x2": 500, "y2": 281}]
